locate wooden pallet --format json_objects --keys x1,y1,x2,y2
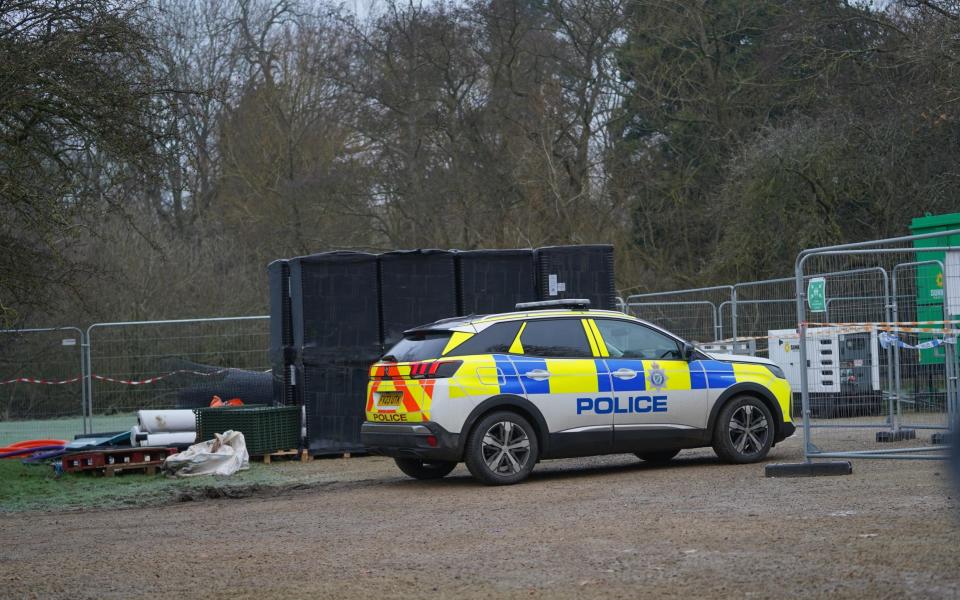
[
  {"x1": 62, "y1": 447, "x2": 175, "y2": 474},
  {"x1": 252, "y1": 449, "x2": 312, "y2": 464}
]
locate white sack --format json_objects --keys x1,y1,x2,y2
[
  {"x1": 162, "y1": 430, "x2": 249, "y2": 477},
  {"x1": 138, "y1": 409, "x2": 196, "y2": 434}
]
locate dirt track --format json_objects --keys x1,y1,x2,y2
[{"x1": 1, "y1": 437, "x2": 958, "y2": 599}]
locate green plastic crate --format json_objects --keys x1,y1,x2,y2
[{"x1": 195, "y1": 406, "x2": 302, "y2": 455}]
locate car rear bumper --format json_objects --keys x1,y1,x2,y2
[{"x1": 360, "y1": 421, "x2": 460, "y2": 462}]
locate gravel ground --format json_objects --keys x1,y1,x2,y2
[{"x1": 1, "y1": 436, "x2": 958, "y2": 600}]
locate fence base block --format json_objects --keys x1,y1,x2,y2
[
  {"x1": 876, "y1": 429, "x2": 916, "y2": 443},
  {"x1": 764, "y1": 461, "x2": 853, "y2": 478},
  {"x1": 931, "y1": 432, "x2": 951, "y2": 446}
]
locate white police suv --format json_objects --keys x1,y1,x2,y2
[{"x1": 361, "y1": 300, "x2": 794, "y2": 485}]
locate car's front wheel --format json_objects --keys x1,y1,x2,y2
[
  {"x1": 394, "y1": 458, "x2": 457, "y2": 480},
  {"x1": 464, "y1": 411, "x2": 539, "y2": 485},
  {"x1": 712, "y1": 396, "x2": 774, "y2": 464}
]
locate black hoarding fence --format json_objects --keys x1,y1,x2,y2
[
  {"x1": 267, "y1": 260, "x2": 295, "y2": 405},
  {"x1": 290, "y1": 251, "x2": 382, "y2": 365},
  {"x1": 300, "y1": 361, "x2": 370, "y2": 455},
  {"x1": 456, "y1": 249, "x2": 537, "y2": 316},
  {"x1": 269, "y1": 244, "x2": 618, "y2": 455},
  {"x1": 534, "y1": 245, "x2": 616, "y2": 310},
  {"x1": 378, "y1": 249, "x2": 458, "y2": 348}
]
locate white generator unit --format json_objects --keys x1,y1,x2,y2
[{"x1": 767, "y1": 326, "x2": 881, "y2": 395}]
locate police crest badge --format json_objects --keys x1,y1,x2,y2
[{"x1": 648, "y1": 362, "x2": 668, "y2": 390}]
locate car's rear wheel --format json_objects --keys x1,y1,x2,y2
[
  {"x1": 713, "y1": 396, "x2": 774, "y2": 464},
  {"x1": 465, "y1": 411, "x2": 538, "y2": 485},
  {"x1": 393, "y1": 457, "x2": 457, "y2": 480},
  {"x1": 635, "y1": 449, "x2": 680, "y2": 464}
]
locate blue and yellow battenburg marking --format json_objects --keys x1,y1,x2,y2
[{"x1": 480, "y1": 356, "x2": 742, "y2": 396}]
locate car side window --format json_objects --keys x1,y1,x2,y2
[
  {"x1": 519, "y1": 319, "x2": 593, "y2": 358},
  {"x1": 446, "y1": 321, "x2": 523, "y2": 356},
  {"x1": 594, "y1": 319, "x2": 682, "y2": 360}
]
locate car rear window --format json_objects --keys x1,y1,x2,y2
[{"x1": 382, "y1": 331, "x2": 452, "y2": 362}]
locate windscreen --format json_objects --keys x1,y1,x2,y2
[{"x1": 382, "y1": 331, "x2": 452, "y2": 362}]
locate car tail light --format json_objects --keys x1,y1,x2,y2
[{"x1": 409, "y1": 360, "x2": 462, "y2": 379}]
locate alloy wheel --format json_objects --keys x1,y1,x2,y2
[
  {"x1": 728, "y1": 404, "x2": 769, "y2": 455},
  {"x1": 481, "y1": 420, "x2": 531, "y2": 475}
]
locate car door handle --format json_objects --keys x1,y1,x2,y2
[
  {"x1": 612, "y1": 368, "x2": 638, "y2": 380},
  {"x1": 525, "y1": 369, "x2": 551, "y2": 381}
]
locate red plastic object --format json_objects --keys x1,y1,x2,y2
[
  {"x1": 209, "y1": 395, "x2": 243, "y2": 407},
  {"x1": 0, "y1": 439, "x2": 68, "y2": 457},
  {"x1": 4, "y1": 439, "x2": 68, "y2": 450}
]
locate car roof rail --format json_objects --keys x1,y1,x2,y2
[{"x1": 514, "y1": 299, "x2": 591, "y2": 310}]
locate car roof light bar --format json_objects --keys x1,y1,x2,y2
[{"x1": 514, "y1": 299, "x2": 591, "y2": 310}]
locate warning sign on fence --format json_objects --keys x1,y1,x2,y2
[{"x1": 807, "y1": 277, "x2": 827, "y2": 312}]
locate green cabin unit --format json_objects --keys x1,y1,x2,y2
[{"x1": 909, "y1": 212, "x2": 960, "y2": 365}]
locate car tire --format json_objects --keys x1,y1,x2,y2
[
  {"x1": 712, "y1": 396, "x2": 774, "y2": 464},
  {"x1": 464, "y1": 411, "x2": 539, "y2": 486},
  {"x1": 393, "y1": 458, "x2": 457, "y2": 480},
  {"x1": 635, "y1": 449, "x2": 680, "y2": 464}
]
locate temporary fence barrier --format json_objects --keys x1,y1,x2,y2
[
  {"x1": 85, "y1": 316, "x2": 271, "y2": 435},
  {"x1": 0, "y1": 327, "x2": 86, "y2": 445},
  {"x1": 625, "y1": 301, "x2": 720, "y2": 344},
  {"x1": 793, "y1": 229, "x2": 960, "y2": 461},
  {"x1": 624, "y1": 285, "x2": 735, "y2": 345},
  {"x1": 622, "y1": 251, "x2": 958, "y2": 462}
]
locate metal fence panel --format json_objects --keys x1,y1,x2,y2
[
  {"x1": 86, "y1": 316, "x2": 270, "y2": 434},
  {"x1": 626, "y1": 286, "x2": 733, "y2": 344},
  {"x1": 0, "y1": 327, "x2": 85, "y2": 446},
  {"x1": 626, "y1": 301, "x2": 719, "y2": 344},
  {"x1": 795, "y1": 233, "x2": 960, "y2": 461}
]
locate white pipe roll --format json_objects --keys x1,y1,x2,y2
[
  {"x1": 137, "y1": 409, "x2": 196, "y2": 434},
  {"x1": 129, "y1": 425, "x2": 142, "y2": 446},
  {"x1": 144, "y1": 432, "x2": 197, "y2": 447}
]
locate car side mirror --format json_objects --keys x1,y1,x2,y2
[{"x1": 682, "y1": 342, "x2": 695, "y2": 361}]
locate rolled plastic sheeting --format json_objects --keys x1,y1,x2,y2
[
  {"x1": 130, "y1": 425, "x2": 142, "y2": 447},
  {"x1": 138, "y1": 409, "x2": 196, "y2": 434},
  {"x1": 144, "y1": 432, "x2": 196, "y2": 447}
]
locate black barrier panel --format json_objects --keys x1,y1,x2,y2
[
  {"x1": 379, "y1": 250, "x2": 458, "y2": 348},
  {"x1": 534, "y1": 245, "x2": 616, "y2": 310},
  {"x1": 268, "y1": 260, "x2": 295, "y2": 405},
  {"x1": 456, "y1": 249, "x2": 537, "y2": 316},
  {"x1": 290, "y1": 251, "x2": 382, "y2": 364},
  {"x1": 268, "y1": 259, "x2": 293, "y2": 358},
  {"x1": 301, "y1": 361, "x2": 369, "y2": 455}
]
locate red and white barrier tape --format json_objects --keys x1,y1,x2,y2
[
  {"x1": 0, "y1": 368, "x2": 230, "y2": 386},
  {"x1": 0, "y1": 376, "x2": 82, "y2": 385},
  {"x1": 705, "y1": 322, "x2": 960, "y2": 345}
]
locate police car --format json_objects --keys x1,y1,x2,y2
[{"x1": 361, "y1": 300, "x2": 795, "y2": 485}]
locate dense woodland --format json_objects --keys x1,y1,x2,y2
[{"x1": 2, "y1": 0, "x2": 959, "y2": 326}]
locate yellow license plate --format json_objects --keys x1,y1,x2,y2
[{"x1": 378, "y1": 392, "x2": 402, "y2": 407}]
